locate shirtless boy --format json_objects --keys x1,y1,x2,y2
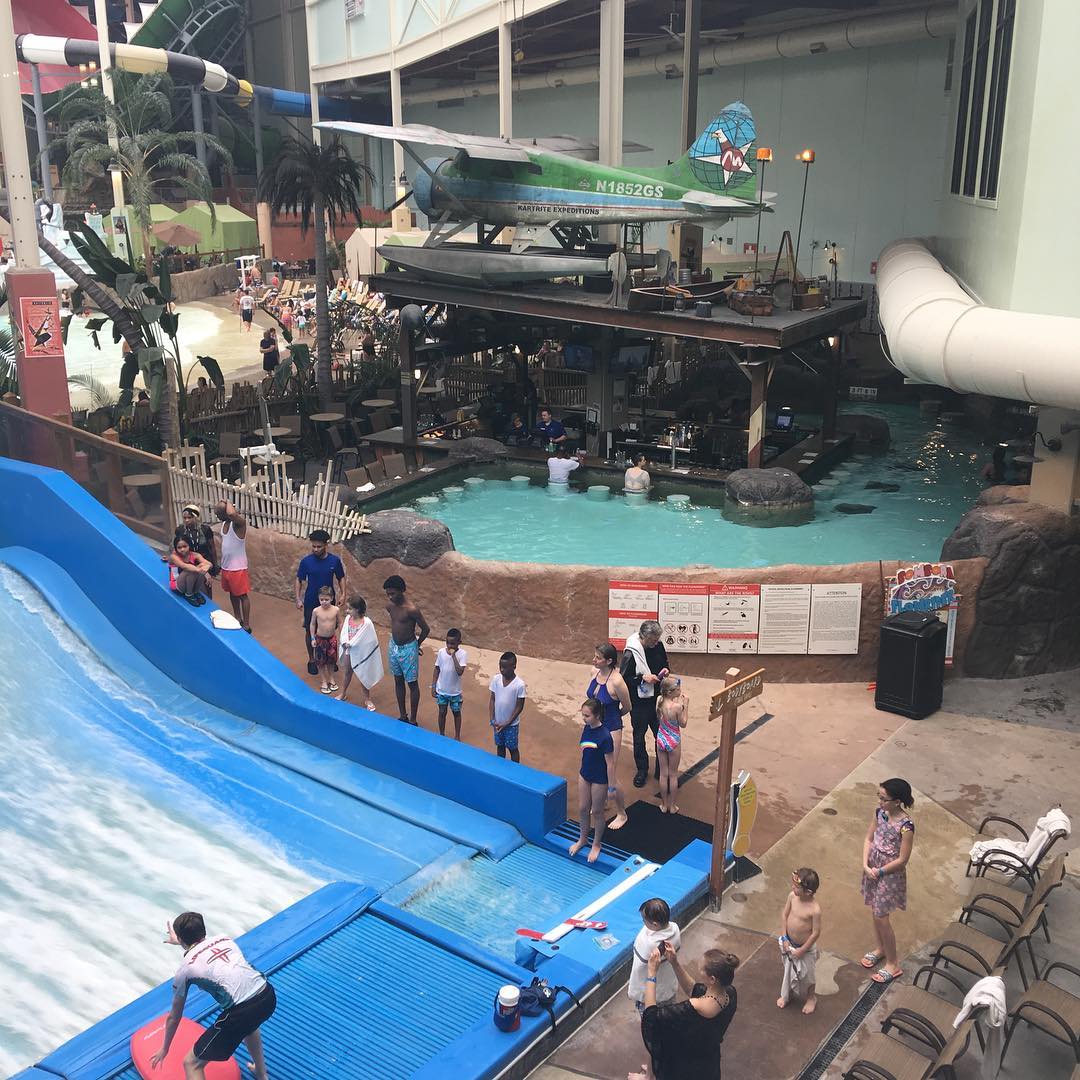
[
  {"x1": 383, "y1": 574, "x2": 430, "y2": 726},
  {"x1": 309, "y1": 586, "x2": 341, "y2": 694},
  {"x1": 778, "y1": 867, "x2": 822, "y2": 1014}
]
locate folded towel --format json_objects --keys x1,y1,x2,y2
[
  {"x1": 955, "y1": 975, "x2": 1006, "y2": 1079},
  {"x1": 970, "y1": 809, "x2": 1071, "y2": 871}
]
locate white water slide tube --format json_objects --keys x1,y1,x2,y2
[{"x1": 876, "y1": 239, "x2": 1080, "y2": 410}]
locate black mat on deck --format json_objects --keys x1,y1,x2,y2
[{"x1": 611, "y1": 800, "x2": 761, "y2": 883}]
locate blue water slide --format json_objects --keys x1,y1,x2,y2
[{"x1": 0, "y1": 460, "x2": 566, "y2": 844}]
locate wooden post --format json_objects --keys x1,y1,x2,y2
[
  {"x1": 101, "y1": 428, "x2": 128, "y2": 516},
  {"x1": 741, "y1": 354, "x2": 772, "y2": 469},
  {"x1": 823, "y1": 333, "x2": 841, "y2": 442},
  {"x1": 708, "y1": 666, "x2": 766, "y2": 910},
  {"x1": 399, "y1": 322, "x2": 417, "y2": 446}
]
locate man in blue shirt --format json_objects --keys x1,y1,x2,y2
[
  {"x1": 295, "y1": 529, "x2": 347, "y2": 676},
  {"x1": 534, "y1": 406, "x2": 567, "y2": 448}
]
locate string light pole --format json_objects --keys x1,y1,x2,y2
[
  {"x1": 751, "y1": 146, "x2": 772, "y2": 284},
  {"x1": 791, "y1": 147, "x2": 815, "y2": 307}
]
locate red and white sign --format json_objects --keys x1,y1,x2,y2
[
  {"x1": 658, "y1": 583, "x2": 708, "y2": 653},
  {"x1": 708, "y1": 584, "x2": 760, "y2": 654},
  {"x1": 607, "y1": 579, "x2": 659, "y2": 648},
  {"x1": 19, "y1": 296, "x2": 64, "y2": 358}
]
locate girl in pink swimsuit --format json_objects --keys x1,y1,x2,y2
[{"x1": 655, "y1": 676, "x2": 688, "y2": 815}]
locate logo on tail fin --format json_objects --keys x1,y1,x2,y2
[{"x1": 688, "y1": 101, "x2": 756, "y2": 189}]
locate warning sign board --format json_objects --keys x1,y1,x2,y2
[{"x1": 19, "y1": 296, "x2": 64, "y2": 358}]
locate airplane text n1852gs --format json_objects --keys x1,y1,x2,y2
[{"x1": 317, "y1": 101, "x2": 768, "y2": 230}]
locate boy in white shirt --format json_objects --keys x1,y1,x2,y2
[
  {"x1": 488, "y1": 651, "x2": 526, "y2": 762},
  {"x1": 431, "y1": 627, "x2": 468, "y2": 739}
]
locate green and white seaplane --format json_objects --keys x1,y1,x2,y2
[{"x1": 317, "y1": 101, "x2": 768, "y2": 286}]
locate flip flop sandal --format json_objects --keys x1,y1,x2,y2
[
  {"x1": 871, "y1": 968, "x2": 903, "y2": 984},
  {"x1": 328, "y1": 683, "x2": 339, "y2": 692},
  {"x1": 860, "y1": 951, "x2": 884, "y2": 969},
  {"x1": 320, "y1": 686, "x2": 333, "y2": 694},
  {"x1": 365, "y1": 702, "x2": 377, "y2": 710}
]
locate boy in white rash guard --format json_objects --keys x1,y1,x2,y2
[{"x1": 153, "y1": 911, "x2": 277, "y2": 1079}]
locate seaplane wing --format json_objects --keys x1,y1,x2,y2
[
  {"x1": 316, "y1": 120, "x2": 532, "y2": 163},
  {"x1": 680, "y1": 189, "x2": 761, "y2": 212},
  {"x1": 529, "y1": 135, "x2": 652, "y2": 159}
]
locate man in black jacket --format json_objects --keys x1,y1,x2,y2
[{"x1": 620, "y1": 620, "x2": 670, "y2": 788}]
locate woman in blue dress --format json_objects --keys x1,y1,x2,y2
[{"x1": 587, "y1": 642, "x2": 631, "y2": 829}]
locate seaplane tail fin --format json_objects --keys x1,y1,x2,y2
[{"x1": 654, "y1": 101, "x2": 760, "y2": 200}]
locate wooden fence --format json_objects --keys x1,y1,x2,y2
[
  {"x1": 164, "y1": 445, "x2": 369, "y2": 543},
  {"x1": 0, "y1": 399, "x2": 176, "y2": 543}
]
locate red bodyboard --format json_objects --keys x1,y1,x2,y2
[{"x1": 130, "y1": 1015, "x2": 242, "y2": 1080}]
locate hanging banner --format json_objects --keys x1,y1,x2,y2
[
  {"x1": 885, "y1": 562, "x2": 959, "y2": 665},
  {"x1": 657, "y1": 583, "x2": 708, "y2": 653},
  {"x1": 18, "y1": 296, "x2": 64, "y2": 358},
  {"x1": 607, "y1": 579, "x2": 659, "y2": 649},
  {"x1": 708, "y1": 584, "x2": 760, "y2": 654}
]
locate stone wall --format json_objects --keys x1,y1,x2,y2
[
  {"x1": 942, "y1": 486, "x2": 1080, "y2": 676},
  {"x1": 244, "y1": 527, "x2": 987, "y2": 683}
]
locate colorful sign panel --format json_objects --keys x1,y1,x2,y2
[
  {"x1": 885, "y1": 562, "x2": 959, "y2": 665},
  {"x1": 609, "y1": 580, "x2": 862, "y2": 655},
  {"x1": 18, "y1": 296, "x2": 64, "y2": 358},
  {"x1": 708, "y1": 584, "x2": 760, "y2": 654},
  {"x1": 658, "y1": 583, "x2": 708, "y2": 653},
  {"x1": 607, "y1": 579, "x2": 659, "y2": 649}
]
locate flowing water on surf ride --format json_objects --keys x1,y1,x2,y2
[{"x1": 0, "y1": 569, "x2": 320, "y2": 1075}]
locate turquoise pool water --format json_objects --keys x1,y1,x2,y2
[
  {"x1": 0, "y1": 570, "x2": 320, "y2": 1075},
  {"x1": 396, "y1": 405, "x2": 986, "y2": 568}
]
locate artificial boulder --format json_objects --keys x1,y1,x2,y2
[
  {"x1": 835, "y1": 503, "x2": 876, "y2": 514},
  {"x1": 447, "y1": 437, "x2": 510, "y2": 462},
  {"x1": 942, "y1": 499, "x2": 1080, "y2": 676},
  {"x1": 836, "y1": 413, "x2": 891, "y2": 451},
  {"x1": 977, "y1": 484, "x2": 1030, "y2": 507},
  {"x1": 725, "y1": 468, "x2": 813, "y2": 508},
  {"x1": 346, "y1": 509, "x2": 454, "y2": 569}
]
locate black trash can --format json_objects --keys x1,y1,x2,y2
[{"x1": 875, "y1": 611, "x2": 947, "y2": 719}]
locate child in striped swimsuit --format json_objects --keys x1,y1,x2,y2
[{"x1": 655, "y1": 676, "x2": 688, "y2": 815}]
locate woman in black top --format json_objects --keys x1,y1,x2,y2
[
  {"x1": 633, "y1": 947, "x2": 740, "y2": 1080},
  {"x1": 173, "y1": 504, "x2": 217, "y2": 596}
]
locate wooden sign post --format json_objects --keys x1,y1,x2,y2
[{"x1": 708, "y1": 666, "x2": 765, "y2": 911}]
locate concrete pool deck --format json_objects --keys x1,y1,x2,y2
[{"x1": 236, "y1": 584, "x2": 1078, "y2": 1078}]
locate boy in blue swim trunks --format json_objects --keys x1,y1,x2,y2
[
  {"x1": 489, "y1": 651, "x2": 526, "y2": 762},
  {"x1": 384, "y1": 574, "x2": 430, "y2": 726},
  {"x1": 431, "y1": 627, "x2": 468, "y2": 739}
]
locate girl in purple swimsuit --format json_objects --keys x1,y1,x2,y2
[{"x1": 587, "y1": 642, "x2": 631, "y2": 830}]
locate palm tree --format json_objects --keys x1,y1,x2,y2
[
  {"x1": 258, "y1": 135, "x2": 370, "y2": 410},
  {"x1": 60, "y1": 72, "x2": 231, "y2": 272}
]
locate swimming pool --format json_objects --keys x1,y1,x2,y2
[
  {"x1": 392, "y1": 405, "x2": 985, "y2": 568},
  {"x1": 0, "y1": 569, "x2": 321, "y2": 1076}
]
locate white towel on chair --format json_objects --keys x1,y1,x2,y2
[
  {"x1": 969, "y1": 809, "x2": 1070, "y2": 871},
  {"x1": 954, "y1": 975, "x2": 1006, "y2": 1080}
]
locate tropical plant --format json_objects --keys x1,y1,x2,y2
[
  {"x1": 67, "y1": 373, "x2": 118, "y2": 409},
  {"x1": 47, "y1": 223, "x2": 224, "y2": 448},
  {"x1": 257, "y1": 135, "x2": 370, "y2": 410},
  {"x1": 59, "y1": 72, "x2": 231, "y2": 271}
]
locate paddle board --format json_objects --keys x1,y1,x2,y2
[{"x1": 130, "y1": 1015, "x2": 242, "y2": 1080}]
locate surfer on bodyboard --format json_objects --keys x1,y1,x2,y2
[{"x1": 139, "y1": 912, "x2": 276, "y2": 1080}]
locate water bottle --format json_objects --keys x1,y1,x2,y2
[{"x1": 493, "y1": 985, "x2": 521, "y2": 1032}]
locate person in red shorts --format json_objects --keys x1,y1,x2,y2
[{"x1": 215, "y1": 500, "x2": 252, "y2": 633}]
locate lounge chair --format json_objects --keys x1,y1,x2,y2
[
  {"x1": 1001, "y1": 958, "x2": 1080, "y2": 1066},
  {"x1": 961, "y1": 854, "x2": 1065, "y2": 944},
  {"x1": 967, "y1": 809, "x2": 1070, "y2": 880},
  {"x1": 365, "y1": 458, "x2": 386, "y2": 484},
  {"x1": 843, "y1": 1016, "x2": 977, "y2": 1079},
  {"x1": 927, "y1": 903, "x2": 1046, "y2": 992},
  {"x1": 881, "y1": 966, "x2": 1002, "y2": 1056}
]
